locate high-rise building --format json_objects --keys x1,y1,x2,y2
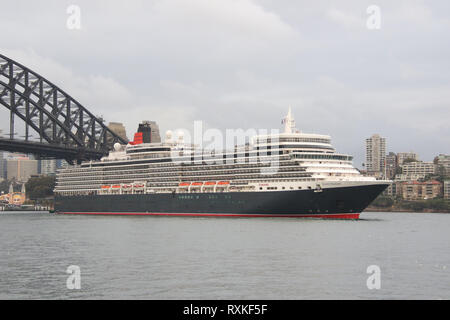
[
  {"x1": 435, "y1": 154, "x2": 450, "y2": 177},
  {"x1": 365, "y1": 134, "x2": 386, "y2": 177},
  {"x1": 6, "y1": 157, "x2": 38, "y2": 182},
  {"x1": 385, "y1": 152, "x2": 397, "y2": 179},
  {"x1": 39, "y1": 159, "x2": 57, "y2": 175},
  {"x1": 397, "y1": 152, "x2": 419, "y2": 166},
  {"x1": 395, "y1": 161, "x2": 436, "y2": 181},
  {"x1": 56, "y1": 159, "x2": 70, "y2": 170},
  {"x1": 137, "y1": 121, "x2": 161, "y2": 143},
  {"x1": 0, "y1": 151, "x2": 5, "y2": 180},
  {"x1": 107, "y1": 122, "x2": 128, "y2": 143},
  {"x1": 401, "y1": 161, "x2": 436, "y2": 177},
  {"x1": 0, "y1": 129, "x2": 4, "y2": 180}
]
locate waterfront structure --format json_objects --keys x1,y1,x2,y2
[
  {"x1": 444, "y1": 180, "x2": 450, "y2": 200},
  {"x1": 6, "y1": 157, "x2": 38, "y2": 182},
  {"x1": 365, "y1": 134, "x2": 386, "y2": 177},
  {"x1": 54, "y1": 109, "x2": 390, "y2": 219},
  {"x1": 402, "y1": 180, "x2": 442, "y2": 200},
  {"x1": 397, "y1": 152, "x2": 419, "y2": 166},
  {"x1": 0, "y1": 183, "x2": 26, "y2": 205},
  {"x1": 401, "y1": 161, "x2": 436, "y2": 180},
  {"x1": 395, "y1": 173, "x2": 428, "y2": 181},
  {"x1": 384, "y1": 181, "x2": 404, "y2": 198}
]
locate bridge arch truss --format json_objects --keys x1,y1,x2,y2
[{"x1": 0, "y1": 54, "x2": 128, "y2": 163}]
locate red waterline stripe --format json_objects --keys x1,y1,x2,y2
[{"x1": 59, "y1": 212, "x2": 360, "y2": 219}]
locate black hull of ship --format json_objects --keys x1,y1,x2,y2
[{"x1": 54, "y1": 184, "x2": 388, "y2": 219}]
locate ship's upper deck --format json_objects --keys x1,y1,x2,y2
[{"x1": 103, "y1": 107, "x2": 336, "y2": 163}]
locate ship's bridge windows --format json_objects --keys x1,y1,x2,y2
[
  {"x1": 255, "y1": 137, "x2": 331, "y2": 144},
  {"x1": 291, "y1": 153, "x2": 353, "y2": 161},
  {"x1": 257, "y1": 144, "x2": 334, "y2": 151}
]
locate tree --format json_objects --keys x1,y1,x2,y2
[
  {"x1": 371, "y1": 196, "x2": 394, "y2": 208},
  {"x1": 436, "y1": 165, "x2": 446, "y2": 180},
  {"x1": 0, "y1": 179, "x2": 11, "y2": 194},
  {"x1": 402, "y1": 158, "x2": 418, "y2": 164},
  {"x1": 25, "y1": 175, "x2": 56, "y2": 200},
  {"x1": 0, "y1": 178, "x2": 20, "y2": 194}
]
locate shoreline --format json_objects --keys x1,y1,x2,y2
[{"x1": 364, "y1": 206, "x2": 450, "y2": 213}]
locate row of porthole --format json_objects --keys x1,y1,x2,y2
[{"x1": 260, "y1": 186, "x2": 313, "y2": 191}]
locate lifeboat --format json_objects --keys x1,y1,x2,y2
[
  {"x1": 101, "y1": 185, "x2": 111, "y2": 189},
  {"x1": 217, "y1": 181, "x2": 230, "y2": 185},
  {"x1": 204, "y1": 181, "x2": 216, "y2": 185},
  {"x1": 133, "y1": 183, "x2": 145, "y2": 189},
  {"x1": 179, "y1": 182, "x2": 190, "y2": 187},
  {"x1": 122, "y1": 184, "x2": 132, "y2": 189},
  {"x1": 191, "y1": 182, "x2": 203, "y2": 186},
  {"x1": 112, "y1": 185, "x2": 121, "y2": 189}
]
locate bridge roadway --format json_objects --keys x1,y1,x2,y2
[{"x1": 0, "y1": 137, "x2": 105, "y2": 163}]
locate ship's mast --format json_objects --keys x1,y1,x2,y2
[{"x1": 282, "y1": 106, "x2": 296, "y2": 134}]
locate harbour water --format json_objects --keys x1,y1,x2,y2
[{"x1": 0, "y1": 211, "x2": 448, "y2": 299}]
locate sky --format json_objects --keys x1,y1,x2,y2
[{"x1": 0, "y1": 0, "x2": 449, "y2": 167}]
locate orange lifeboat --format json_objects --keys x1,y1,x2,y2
[
  {"x1": 179, "y1": 182, "x2": 190, "y2": 187},
  {"x1": 217, "y1": 181, "x2": 230, "y2": 185},
  {"x1": 191, "y1": 182, "x2": 203, "y2": 186},
  {"x1": 112, "y1": 185, "x2": 121, "y2": 189},
  {"x1": 101, "y1": 185, "x2": 111, "y2": 189},
  {"x1": 204, "y1": 181, "x2": 216, "y2": 185}
]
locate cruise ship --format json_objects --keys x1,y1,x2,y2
[{"x1": 54, "y1": 109, "x2": 390, "y2": 219}]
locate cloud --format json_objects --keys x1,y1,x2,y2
[
  {"x1": 326, "y1": 7, "x2": 365, "y2": 29},
  {"x1": 0, "y1": 49, "x2": 195, "y2": 139},
  {"x1": 0, "y1": 0, "x2": 449, "y2": 167},
  {"x1": 153, "y1": 0, "x2": 295, "y2": 38}
]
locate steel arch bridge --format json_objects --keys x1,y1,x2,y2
[{"x1": 0, "y1": 53, "x2": 128, "y2": 164}]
